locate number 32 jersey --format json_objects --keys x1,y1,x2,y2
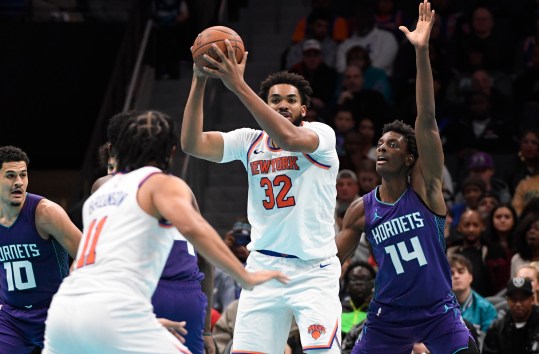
[
  {"x1": 220, "y1": 122, "x2": 339, "y2": 260},
  {"x1": 363, "y1": 186, "x2": 453, "y2": 307}
]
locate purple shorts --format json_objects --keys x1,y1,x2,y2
[
  {"x1": 352, "y1": 296, "x2": 474, "y2": 354},
  {"x1": 0, "y1": 302, "x2": 48, "y2": 354},
  {"x1": 152, "y1": 280, "x2": 207, "y2": 354}
]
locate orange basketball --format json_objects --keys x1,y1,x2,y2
[{"x1": 192, "y1": 26, "x2": 245, "y2": 69}]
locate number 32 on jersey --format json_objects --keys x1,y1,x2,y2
[{"x1": 260, "y1": 174, "x2": 296, "y2": 209}]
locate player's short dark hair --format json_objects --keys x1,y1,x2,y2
[
  {"x1": 113, "y1": 110, "x2": 177, "y2": 172},
  {"x1": 382, "y1": 120, "x2": 418, "y2": 161},
  {"x1": 449, "y1": 254, "x2": 473, "y2": 273},
  {"x1": 258, "y1": 71, "x2": 313, "y2": 108},
  {"x1": 0, "y1": 146, "x2": 30, "y2": 167}
]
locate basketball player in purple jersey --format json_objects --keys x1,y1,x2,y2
[
  {"x1": 336, "y1": 2, "x2": 480, "y2": 353},
  {"x1": 0, "y1": 145, "x2": 82, "y2": 353}
]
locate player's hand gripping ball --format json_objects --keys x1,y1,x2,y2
[{"x1": 192, "y1": 26, "x2": 245, "y2": 69}]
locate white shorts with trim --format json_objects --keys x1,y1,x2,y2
[
  {"x1": 232, "y1": 251, "x2": 342, "y2": 353},
  {"x1": 43, "y1": 292, "x2": 190, "y2": 354}
]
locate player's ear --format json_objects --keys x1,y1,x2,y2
[
  {"x1": 406, "y1": 154, "x2": 415, "y2": 166},
  {"x1": 301, "y1": 105, "x2": 307, "y2": 117}
]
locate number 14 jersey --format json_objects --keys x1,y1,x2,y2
[
  {"x1": 363, "y1": 186, "x2": 453, "y2": 307},
  {"x1": 220, "y1": 122, "x2": 339, "y2": 260}
]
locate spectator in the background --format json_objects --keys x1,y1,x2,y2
[
  {"x1": 340, "y1": 261, "x2": 376, "y2": 337},
  {"x1": 290, "y1": 0, "x2": 349, "y2": 45},
  {"x1": 443, "y1": 91, "x2": 516, "y2": 154},
  {"x1": 449, "y1": 254, "x2": 497, "y2": 342},
  {"x1": 212, "y1": 219, "x2": 251, "y2": 313},
  {"x1": 355, "y1": 159, "x2": 380, "y2": 196},
  {"x1": 285, "y1": 9, "x2": 339, "y2": 69},
  {"x1": 344, "y1": 45, "x2": 394, "y2": 103},
  {"x1": 451, "y1": 175, "x2": 487, "y2": 229},
  {"x1": 477, "y1": 191, "x2": 500, "y2": 224},
  {"x1": 335, "y1": 169, "x2": 360, "y2": 216},
  {"x1": 467, "y1": 152, "x2": 511, "y2": 204},
  {"x1": 515, "y1": 15, "x2": 539, "y2": 72},
  {"x1": 335, "y1": 2, "x2": 398, "y2": 76},
  {"x1": 516, "y1": 263, "x2": 539, "y2": 305},
  {"x1": 339, "y1": 130, "x2": 369, "y2": 172},
  {"x1": 512, "y1": 168, "x2": 539, "y2": 216},
  {"x1": 373, "y1": 0, "x2": 409, "y2": 42},
  {"x1": 511, "y1": 213, "x2": 539, "y2": 277},
  {"x1": 508, "y1": 129, "x2": 539, "y2": 194},
  {"x1": 332, "y1": 107, "x2": 356, "y2": 156},
  {"x1": 447, "y1": 209, "x2": 496, "y2": 296},
  {"x1": 446, "y1": 68, "x2": 512, "y2": 119},
  {"x1": 483, "y1": 203, "x2": 518, "y2": 294},
  {"x1": 289, "y1": 39, "x2": 338, "y2": 118},
  {"x1": 333, "y1": 64, "x2": 389, "y2": 125},
  {"x1": 453, "y1": 6, "x2": 514, "y2": 74},
  {"x1": 482, "y1": 277, "x2": 539, "y2": 354},
  {"x1": 357, "y1": 117, "x2": 378, "y2": 160}
]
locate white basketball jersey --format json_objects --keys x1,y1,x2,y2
[
  {"x1": 221, "y1": 122, "x2": 339, "y2": 260},
  {"x1": 58, "y1": 166, "x2": 179, "y2": 300}
]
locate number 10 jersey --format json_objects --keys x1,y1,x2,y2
[{"x1": 0, "y1": 193, "x2": 69, "y2": 309}]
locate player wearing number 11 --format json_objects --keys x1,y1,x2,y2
[
  {"x1": 182, "y1": 47, "x2": 341, "y2": 351},
  {"x1": 336, "y1": 1, "x2": 480, "y2": 353}
]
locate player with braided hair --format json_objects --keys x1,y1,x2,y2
[{"x1": 43, "y1": 110, "x2": 287, "y2": 354}]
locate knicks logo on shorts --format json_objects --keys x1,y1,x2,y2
[{"x1": 307, "y1": 323, "x2": 326, "y2": 340}]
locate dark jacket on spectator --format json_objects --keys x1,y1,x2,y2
[{"x1": 483, "y1": 305, "x2": 539, "y2": 354}]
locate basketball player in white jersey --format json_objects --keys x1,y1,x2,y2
[
  {"x1": 182, "y1": 45, "x2": 341, "y2": 352},
  {"x1": 43, "y1": 111, "x2": 288, "y2": 354}
]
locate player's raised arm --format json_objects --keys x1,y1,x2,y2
[
  {"x1": 202, "y1": 41, "x2": 320, "y2": 153},
  {"x1": 181, "y1": 64, "x2": 226, "y2": 162},
  {"x1": 336, "y1": 198, "x2": 366, "y2": 263},
  {"x1": 145, "y1": 174, "x2": 289, "y2": 290},
  {"x1": 399, "y1": 0, "x2": 445, "y2": 211}
]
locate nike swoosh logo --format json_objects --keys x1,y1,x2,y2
[
  {"x1": 24, "y1": 305, "x2": 32, "y2": 309},
  {"x1": 253, "y1": 149, "x2": 263, "y2": 154},
  {"x1": 320, "y1": 263, "x2": 330, "y2": 268}
]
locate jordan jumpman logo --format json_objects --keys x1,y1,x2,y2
[{"x1": 372, "y1": 208, "x2": 383, "y2": 222}]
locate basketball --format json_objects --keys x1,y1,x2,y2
[{"x1": 192, "y1": 26, "x2": 245, "y2": 69}]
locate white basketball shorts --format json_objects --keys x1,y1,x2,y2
[{"x1": 232, "y1": 251, "x2": 342, "y2": 353}]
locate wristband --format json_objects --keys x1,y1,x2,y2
[{"x1": 202, "y1": 332, "x2": 212, "y2": 336}]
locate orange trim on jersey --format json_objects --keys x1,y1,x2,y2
[
  {"x1": 265, "y1": 135, "x2": 281, "y2": 152},
  {"x1": 302, "y1": 153, "x2": 331, "y2": 170},
  {"x1": 158, "y1": 221, "x2": 174, "y2": 228},
  {"x1": 247, "y1": 131, "x2": 265, "y2": 160},
  {"x1": 303, "y1": 319, "x2": 339, "y2": 351}
]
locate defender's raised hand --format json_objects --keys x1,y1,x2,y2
[{"x1": 399, "y1": 0, "x2": 435, "y2": 49}]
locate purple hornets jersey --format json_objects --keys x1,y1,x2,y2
[
  {"x1": 160, "y1": 240, "x2": 204, "y2": 282},
  {"x1": 363, "y1": 186, "x2": 452, "y2": 307},
  {"x1": 0, "y1": 193, "x2": 69, "y2": 308}
]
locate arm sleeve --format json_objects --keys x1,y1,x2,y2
[
  {"x1": 220, "y1": 128, "x2": 261, "y2": 164},
  {"x1": 303, "y1": 122, "x2": 337, "y2": 161}
]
